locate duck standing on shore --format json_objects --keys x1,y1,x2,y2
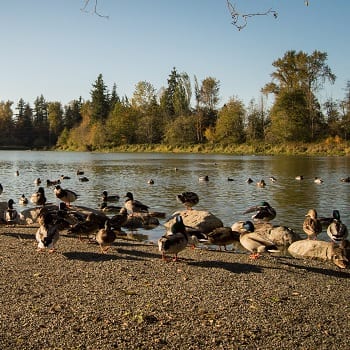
[
  {"x1": 30, "y1": 187, "x2": 46, "y2": 206},
  {"x1": 95, "y1": 220, "x2": 116, "y2": 253},
  {"x1": 35, "y1": 210, "x2": 59, "y2": 252},
  {"x1": 176, "y1": 191, "x2": 199, "y2": 210},
  {"x1": 54, "y1": 185, "x2": 79, "y2": 206},
  {"x1": 4, "y1": 199, "x2": 19, "y2": 224},
  {"x1": 326, "y1": 210, "x2": 348, "y2": 244},
  {"x1": 158, "y1": 215, "x2": 188, "y2": 261},
  {"x1": 124, "y1": 192, "x2": 149, "y2": 214},
  {"x1": 303, "y1": 208, "x2": 322, "y2": 240}
]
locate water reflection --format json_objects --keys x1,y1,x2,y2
[{"x1": 0, "y1": 151, "x2": 349, "y2": 243}]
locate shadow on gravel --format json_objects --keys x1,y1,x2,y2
[
  {"x1": 281, "y1": 261, "x2": 350, "y2": 279},
  {"x1": 2, "y1": 232, "x2": 34, "y2": 240},
  {"x1": 116, "y1": 247, "x2": 160, "y2": 260},
  {"x1": 187, "y1": 260, "x2": 263, "y2": 274},
  {"x1": 62, "y1": 251, "x2": 143, "y2": 262}
]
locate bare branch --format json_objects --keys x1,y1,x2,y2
[
  {"x1": 226, "y1": 0, "x2": 277, "y2": 31},
  {"x1": 81, "y1": 0, "x2": 109, "y2": 19}
]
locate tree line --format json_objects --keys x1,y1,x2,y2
[{"x1": 1, "y1": 49, "x2": 349, "y2": 151}]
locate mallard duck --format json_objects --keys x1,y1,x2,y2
[
  {"x1": 54, "y1": 185, "x2": 79, "y2": 206},
  {"x1": 19, "y1": 194, "x2": 29, "y2": 205},
  {"x1": 95, "y1": 220, "x2": 116, "y2": 253},
  {"x1": 30, "y1": 187, "x2": 46, "y2": 206},
  {"x1": 60, "y1": 175, "x2": 71, "y2": 180},
  {"x1": 15, "y1": 170, "x2": 19, "y2": 176},
  {"x1": 67, "y1": 212, "x2": 103, "y2": 241},
  {"x1": 256, "y1": 179, "x2": 266, "y2": 188},
  {"x1": 295, "y1": 175, "x2": 304, "y2": 180},
  {"x1": 76, "y1": 170, "x2": 84, "y2": 175},
  {"x1": 314, "y1": 177, "x2": 323, "y2": 184},
  {"x1": 243, "y1": 201, "x2": 276, "y2": 222},
  {"x1": 269, "y1": 176, "x2": 277, "y2": 183},
  {"x1": 101, "y1": 191, "x2": 120, "y2": 202},
  {"x1": 198, "y1": 175, "x2": 209, "y2": 182},
  {"x1": 340, "y1": 177, "x2": 350, "y2": 183},
  {"x1": 109, "y1": 207, "x2": 128, "y2": 230},
  {"x1": 79, "y1": 176, "x2": 89, "y2": 182},
  {"x1": 237, "y1": 220, "x2": 279, "y2": 259},
  {"x1": 246, "y1": 178, "x2": 253, "y2": 184},
  {"x1": 99, "y1": 201, "x2": 122, "y2": 213},
  {"x1": 46, "y1": 179, "x2": 61, "y2": 186},
  {"x1": 35, "y1": 210, "x2": 59, "y2": 252},
  {"x1": 303, "y1": 208, "x2": 322, "y2": 240},
  {"x1": 34, "y1": 178, "x2": 42, "y2": 185},
  {"x1": 124, "y1": 192, "x2": 149, "y2": 214},
  {"x1": 204, "y1": 227, "x2": 240, "y2": 251},
  {"x1": 148, "y1": 179, "x2": 154, "y2": 185},
  {"x1": 327, "y1": 210, "x2": 348, "y2": 244},
  {"x1": 176, "y1": 191, "x2": 199, "y2": 210},
  {"x1": 158, "y1": 215, "x2": 188, "y2": 261},
  {"x1": 4, "y1": 199, "x2": 19, "y2": 224}
]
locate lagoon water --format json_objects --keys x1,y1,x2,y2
[{"x1": 1, "y1": 150, "x2": 349, "y2": 243}]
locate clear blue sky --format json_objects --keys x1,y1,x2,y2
[{"x1": 1, "y1": 0, "x2": 349, "y2": 109}]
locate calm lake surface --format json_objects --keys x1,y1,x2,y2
[{"x1": 1, "y1": 150, "x2": 349, "y2": 243}]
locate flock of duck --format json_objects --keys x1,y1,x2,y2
[{"x1": 0, "y1": 170, "x2": 349, "y2": 269}]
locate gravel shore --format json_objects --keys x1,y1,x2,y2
[{"x1": 0, "y1": 225, "x2": 349, "y2": 350}]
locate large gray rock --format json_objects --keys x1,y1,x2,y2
[
  {"x1": 165, "y1": 210, "x2": 223, "y2": 234},
  {"x1": 288, "y1": 239, "x2": 349, "y2": 269}
]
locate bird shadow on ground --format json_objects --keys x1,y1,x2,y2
[
  {"x1": 2, "y1": 232, "x2": 34, "y2": 240},
  {"x1": 116, "y1": 247, "x2": 160, "y2": 260},
  {"x1": 279, "y1": 260, "x2": 350, "y2": 279},
  {"x1": 187, "y1": 260, "x2": 263, "y2": 274},
  {"x1": 62, "y1": 251, "x2": 143, "y2": 262}
]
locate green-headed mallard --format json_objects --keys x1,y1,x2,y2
[
  {"x1": 244, "y1": 201, "x2": 276, "y2": 222},
  {"x1": 327, "y1": 210, "x2": 348, "y2": 244},
  {"x1": 176, "y1": 191, "x2": 199, "y2": 210},
  {"x1": 158, "y1": 215, "x2": 188, "y2": 261},
  {"x1": 237, "y1": 220, "x2": 279, "y2": 259},
  {"x1": 303, "y1": 208, "x2": 322, "y2": 240},
  {"x1": 95, "y1": 220, "x2": 116, "y2": 253},
  {"x1": 54, "y1": 185, "x2": 79, "y2": 206},
  {"x1": 4, "y1": 199, "x2": 19, "y2": 224},
  {"x1": 124, "y1": 192, "x2": 149, "y2": 214}
]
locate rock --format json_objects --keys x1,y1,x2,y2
[
  {"x1": 254, "y1": 222, "x2": 301, "y2": 247},
  {"x1": 122, "y1": 213, "x2": 159, "y2": 230},
  {"x1": 164, "y1": 210, "x2": 223, "y2": 234},
  {"x1": 288, "y1": 239, "x2": 349, "y2": 269}
]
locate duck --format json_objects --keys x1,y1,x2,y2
[
  {"x1": 246, "y1": 178, "x2": 253, "y2": 184},
  {"x1": 30, "y1": 187, "x2": 47, "y2": 206},
  {"x1": 303, "y1": 208, "x2": 322, "y2": 240},
  {"x1": 46, "y1": 179, "x2": 61, "y2": 187},
  {"x1": 79, "y1": 176, "x2": 89, "y2": 182},
  {"x1": 95, "y1": 220, "x2": 116, "y2": 253},
  {"x1": 326, "y1": 210, "x2": 348, "y2": 244},
  {"x1": 15, "y1": 170, "x2": 19, "y2": 176},
  {"x1": 148, "y1": 179, "x2": 154, "y2": 185},
  {"x1": 158, "y1": 215, "x2": 188, "y2": 261},
  {"x1": 243, "y1": 201, "x2": 276, "y2": 222},
  {"x1": 340, "y1": 177, "x2": 350, "y2": 183},
  {"x1": 34, "y1": 178, "x2": 42, "y2": 185},
  {"x1": 99, "y1": 201, "x2": 123, "y2": 213},
  {"x1": 54, "y1": 185, "x2": 79, "y2": 206},
  {"x1": 295, "y1": 175, "x2": 304, "y2": 180},
  {"x1": 198, "y1": 175, "x2": 209, "y2": 182},
  {"x1": 101, "y1": 190, "x2": 120, "y2": 202},
  {"x1": 19, "y1": 194, "x2": 29, "y2": 205},
  {"x1": 227, "y1": 177, "x2": 234, "y2": 182},
  {"x1": 203, "y1": 227, "x2": 240, "y2": 251},
  {"x1": 314, "y1": 177, "x2": 323, "y2": 184},
  {"x1": 67, "y1": 212, "x2": 105, "y2": 241},
  {"x1": 269, "y1": 176, "x2": 277, "y2": 183},
  {"x1": 176, "y1": 191, "x2": 199, "y2": 210},
  {"x1": 124, "y1": 192, "x2": 149, "y2": 214},
  {"x1": 60, "y1": 175, "x2": 71, "y2": 180},
  {"x1": 256, "y1": 179, "x2": 266, "y2": 188},
  {"x1": 109, "y1": 207, "x2": 128, "y2": 230},
  {"x1": 76, "y1": 170, "x2": 84, "y2": 175},
  {"x1": 35, "y1": 210, "x2": 60, "y2": 252},
  {"x1": 4, "y1": 199, "x2": 19, "y2": 224},
  {"x1": 236, "y1": 220, "x2": 279, "y2": 259}
]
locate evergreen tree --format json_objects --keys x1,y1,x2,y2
[{"x1": 90, "y1": 73, "x2": 110, "y2": 124}]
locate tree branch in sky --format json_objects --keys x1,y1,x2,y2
[
  {"x1": 226, "y1": 0, "x2": 278, "y2": 31},
  {"x1": 81, "y1": 0, "x2": 108, "y2": 19}
]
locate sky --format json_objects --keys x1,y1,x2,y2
[{"x1": 1, "y1": 0, "x2": 349, "y2": 109}]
